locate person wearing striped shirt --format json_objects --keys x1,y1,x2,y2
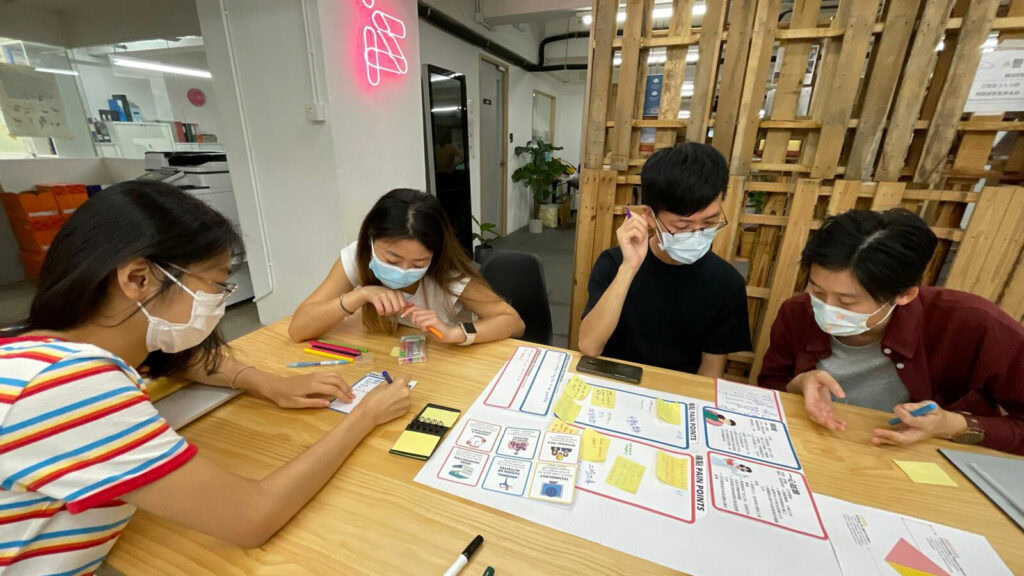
[{"x1": 0, "y1": 181, "x2": 411, "y2": 575}]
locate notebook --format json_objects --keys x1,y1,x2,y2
[{"x1": 389, "y1": 403, "x2": 462, "y2": 460}]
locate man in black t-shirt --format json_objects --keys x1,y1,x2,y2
[{"x1": 579, "y1": 142, "x2": 751, "y2": 376}]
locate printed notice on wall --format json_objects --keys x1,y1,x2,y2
[
  {"x1": 0, "y1": 63, "x2": 72, "y2": 139},
  {"x1": 965, "y1": 46, "x2": 1024, "y2": 114}
]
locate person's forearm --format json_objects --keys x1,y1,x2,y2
[
  {"x1": 697, "y1": 354, "x2": 727, "y2": 378},
  {"x1": 250, "y1": 412, "x2": 376, "y2": 542},
  {"x1": 578, "y1": 266, "x2": 635, "y2": 356},
  {"x1": 183, "y1": 355, "x2": 275, "y2": 399},
  {"x1": 289, "y1": 291, "x2": 357, "y2": 342},
  {"x1": 471, "y1": 311, "x2": 525, "y2": 343},
  {"x1": 975, "y1": 414, "x2": 1024, "y2": 456}
]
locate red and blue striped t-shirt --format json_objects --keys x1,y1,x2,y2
[{"x1": 0, "y1": 337, "x2": 196, "y2": 575}]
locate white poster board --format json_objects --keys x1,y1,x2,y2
[
  {"x1": 965, "y1": 47, "x2": 1024, "y2": 114},
  {"x1": 0, "y1": 63, "x2": 72, "y2": 139}
]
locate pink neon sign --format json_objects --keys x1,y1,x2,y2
[{"x1": 359, "y1": 0, "x2": 408, "y2": 87}]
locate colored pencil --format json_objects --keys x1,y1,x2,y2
[
  {"x1": 310, "y1": 341, "x2": 360, "y2": 357},
  {"x1": 304, "y1": 348, "x2": 354, "y2": 362},
  {"x1": 426, "y1": 326, "x2": 444, "y2": 339},
  {"x1": 316, "y1": 339, "x2": 368, "y2": 354}
]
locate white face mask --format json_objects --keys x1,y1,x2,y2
[
  {"x1": 137, "y1": 264, "x2": 226, "y2": 353},
  {"x1": 652, "y1": 213, "x2": 719, "y2": 265},
  {"x1": 809, "y1": 293, "x2": 894, "y2": 337}
]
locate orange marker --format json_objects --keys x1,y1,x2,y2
[{"x1": 427, "y1": 326, "x2": 444, "y2": 339}]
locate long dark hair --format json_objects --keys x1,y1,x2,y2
[
  {"x1": 20, "y1": 180, "x2": 242, "y2": 377},
  {"x1": 356, "y1": 188, "x2": 493, "y2": 333}
]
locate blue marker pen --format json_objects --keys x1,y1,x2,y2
[
  {"x1": 381, "y1": 370, "x2": 393, "y2": 384},
  {"x1": 287, "y1": 360, "x2": 349, "y2": 368},
  {"x1": 888, "y1": 402, "x2": 937, "y2": 426}
]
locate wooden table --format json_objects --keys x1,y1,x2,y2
[{"x1": 107, "y1": 317, "x2": 1024, "y2": 575}]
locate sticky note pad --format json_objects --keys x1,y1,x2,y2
[
  {"x1": 390, "y1": 430, "x2": 441, "y2": 458},
  {"x1": 419, "y1": 407, "x2": 461, "y2": 427},
  {"x1": 581, "y1": 428, "x2": 610, "y2": 463},
  {"x1": 553, "y1": 392, "x2": 582, "y2": 423},
  {"x1": 606, "y1": 456, "x2": 646, "y2": 494},
  {"x1": 893, "y1": 460, "x2": 958, "y2": 487},
  {"x1": 564, "y1": 375, "x2": 591, "y2": 401},
  {"x1": 390, "y1": 346, "x2": 401, "y2": 357},
  {"x1": 656, "y1": 451, "x2": 688, "y2": 489},
  {"x1": 548, "y1": 420, "x2": 579, "y2": 435},
  {"x1": 656, "y1": 398, "x2": 681, "y2": 425},
  {"x1": 591, "y1": 388, "x2": 616, "y2": 409}
]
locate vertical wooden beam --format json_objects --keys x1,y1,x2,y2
[
  {"x1": 750, "y1": 179, "x2": 820, "y2": 384},
  {"x1": 584, "y1": 0, "x2": 620, "y2": 170},
  {"x1": 686, "y1": 0, "x2": 727, "y2": 143},
  {"x1": 874, "y1": 0, "x2": 957, "y2": 180},
  {"x1": 730, "y1": 0, "x2": 783, "y2": 176},
  {"x1": 760, "y1": 0, "x2": 823, "y2": 165},
  {"x1": 569, "y1": 169, "x2": 618, "y2": 348},
  {"x1": 711, "y1": 0, "x2": 757, "y2": 159},
  {"x1": 999, "y1": 249, "x2": 1024, "y2": 322},
  {"x1": 870, "y1": 181, "x2": 906, "y2": 211},
  {"x1": 610, "y1": 0, "x2": 648, "y2": 171},
  {"x1": 913, "y1": 0, "x2": 999, "y2": 184},
  {"x1": 809, "y1": 0, "x2": 882, "y2": 179},
  {"x1": 826, "y1": 179, "x2": 862, "y2": 215},
  {"x1": 946, "y1": 186, "x2": 1024, "y2": 300},
  {"x1": 655, "y1": 0, "x2": 695, "y2": 149},
  {"x1": 845, "y1": 0, "x2": 922, "y2": 180},
  {"x1": 631, "y1": 0, "x2": 657, "y2": 159},
  {"x1": 712, "y1": 175, "x2": 748, "y2": 259}
]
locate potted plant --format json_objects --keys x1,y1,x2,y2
[
  {"x1": 472, "y1": 215, "x2": 500, "y2": 265},
  {"x1": 512, "y1": 138, "x2": 571, "y2": 233}
]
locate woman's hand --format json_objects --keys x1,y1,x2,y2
[
  {"x1": 404, "y1": 305, "x2": 465, "y2": 343},
  {"x1": 352, "y1": 376, "x2": 412, "y2": 426},
  {"x1": 872, "y1": 402, "x2": 967, "y2": 447},
  {"x1": 255, "y1": 372, "x2": 354, "y2": 409},
  {"x1": 355, "y1": 285, "x2": 409, "y2": 316}
]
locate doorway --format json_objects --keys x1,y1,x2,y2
[
  {"x1": 478, "y1": 58, "x2": 508, "y2": 234},
  {"x1": 423, "y1": 65, "x2": 473, "y2": 256}
]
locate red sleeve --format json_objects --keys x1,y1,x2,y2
[
  {"x1": 757, "y1": 299, "x2": 800, "y2": 391},
  {"x1": 968, "y1": 315, "x2": 1024, "y2": 456}
]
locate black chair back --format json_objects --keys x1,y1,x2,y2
[{"x1": 480, "y1": 251, "x2": 553, "y2": 346}]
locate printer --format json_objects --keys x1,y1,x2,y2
[{"x1": 140, "y1": 151, "x2": 254, "y2": 305}]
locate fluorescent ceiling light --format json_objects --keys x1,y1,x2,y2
[
  {"x1": 34, "y1": 67, "x2": 78, "y2": 76},
  {"x1": 111, "y1": 57, "x2": 211, "y2": 78},
  {"x1": 581, "y1": 3, "x2": 706, "y2": 26}
]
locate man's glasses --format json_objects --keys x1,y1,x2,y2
[{"x1": 656, "y1": 215, "x2": 730, "y2": 236}]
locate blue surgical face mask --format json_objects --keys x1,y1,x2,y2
[
  {"x1": 652, "y1": 214, "x2": 718, "y2": 265},
  {"x1": 368, "y1": 240, "x2": 430, "y2": 289}
]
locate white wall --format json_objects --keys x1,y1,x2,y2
[
  {"x1": 422, "y1": 0, "x2": 544, "y2": 64},
  {"x1": 419, "y1": 19, "x2": 586, "y2": 233},
  {"x1": 197, "y1": 0, "x2": 426, "y2": 324}
]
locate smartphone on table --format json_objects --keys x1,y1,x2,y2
[{"x1": 576, "y1": 356, "x2": 643, "y2": 384}]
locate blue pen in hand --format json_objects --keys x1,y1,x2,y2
[{"x1": 888, "y1": 402, "x2": 937, "y2": 426}]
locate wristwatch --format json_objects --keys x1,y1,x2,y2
[
  {"x1": 458, "y1": 322, "x2": 477, "y2": 346},
  {"x1": 951, "y1": 412, "x2": 985, "y2": 445}
]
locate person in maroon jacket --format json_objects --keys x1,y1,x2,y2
[{"x1": 758, "y1": 209, "x2": 1024, "y2": 456}]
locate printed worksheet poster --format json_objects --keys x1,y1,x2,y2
[
  {"x1": 415, "y1": 349, "x2": 844, "y2": 576},
  {"x1": 702, "y1": 406, "x2": 801, "y2": 469},
  {"x1": 707, "y1": 451, "x2": 826, "y2": 539}
]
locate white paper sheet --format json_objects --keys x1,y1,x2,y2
[
  {"x1": 716, "y1": 378, "x2": 787, "y2": 422},
  {"x1": 329, "y1": 372, "x2": 416, "y2": 414},
  {"x1": 817, "y1": 494, "x2": 1013, "y2": 576}
]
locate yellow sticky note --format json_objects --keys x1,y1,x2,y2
[
  {"x1": 656, "y1": 398, "x2": 681, "y2": 425},
  {"x1": 564, "y1": 375, "x2": 592, "y2": 401},
  {"x1": 581, "y1": 428, "x2": 610, "y2": 462},
  {"x1": 390, "y1": 346, "x2": 401, "y2": 357},
  {"x1": 390, "y1": 430, "x2": 440, "y2": 457},
  {"x1": 553, "y1": 392, "x2": 582, "y2": 423},
  {"x1": 591, "y1": 388, "x2": 616, "y2": 409},
  {"x1": 656, "y1": 451, "x2": 689, "y2": 489},
  {"x1": 606, "y1": 455, "x2": 646, "y2": 494},
  {"x1": 893, "y1": 460, "x2": 958, "y2": 487},
  {"x1": 419, "y1": 407, "x2": 460, "y2": 427},
  {"x1": 548, "y1": 420, "x2": 580, "y2": 435}
]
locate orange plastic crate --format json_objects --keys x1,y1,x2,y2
[
  {"x1": 50, "y1": 185, "x2": 89, "y2": 217},
  {"x1": 10, "y1": 215, "x2": 64, "y2": 252},
  {"x1": 1, "y1": 190, "x2": 60, "y2": 223}
]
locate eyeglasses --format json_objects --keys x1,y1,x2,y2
[
  {"x1": 163, "y1": 262, "x2": 238, "y2": 306},
  {"x1": 656, "y1": 215, "x2": 730, "y2": 236}
]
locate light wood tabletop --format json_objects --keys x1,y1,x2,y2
[{"x1": 106, "y1": 316, "x2": 1024, "y2": 575}]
